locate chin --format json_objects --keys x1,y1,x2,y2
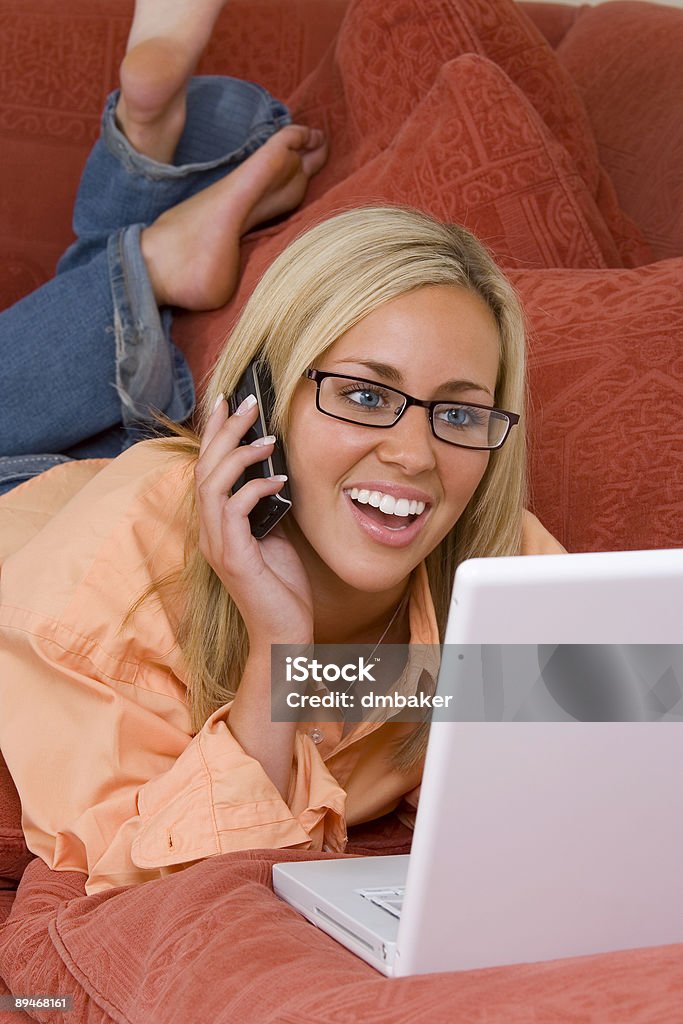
[
  {"x1": 324, "y1": 548, "x2": 421, "y2": 594},
  {"x1": 290, "y1": 508, "x2": 429, "y2": 593}
]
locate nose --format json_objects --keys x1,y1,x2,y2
[{"x1": 374, "y1": 405, "x2": 437, "y2": 475}]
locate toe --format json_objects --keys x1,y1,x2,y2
[
  {"x1": 301, "y1": 137, "x2": 329, "y2": 177},
  {"x1": 280, "y1": 124, "x2": 315, "y2": 150},
  {"x1": 305, "y1": 128, "x2": 326, "y2": 150}
]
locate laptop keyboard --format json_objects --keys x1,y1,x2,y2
[{"x1": 357, "y1": 886, "x2": 406, "y2": 919}]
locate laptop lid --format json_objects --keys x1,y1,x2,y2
[
  {"x1": 274, "y1": 550, "x2": 683, "y2": 976},
  {"x1": 445, "y1": 548, "x2": 683, "y2": 643},
  {"x1": 393, "y1": 548, "x2": 683, "y2": 975}
]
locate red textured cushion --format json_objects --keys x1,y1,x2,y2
[
  {"x1": 514, "y1": 257, "x2": 683, "y2": 552},
  {"x1": 294, "y1": 0, "x2": 602, "y2": 204},
  {"x1": 176, "y1": 50, "x2": 621, "y2": 381},
  {"x1": 518, "y1": 1, "x2": 581, "y2": 50},
  {"x1": 198, "y1": 0, "x2": 347, "y2": 99},
  {"x1": 0, "y1": 753, "x2": 32, "y2": 891},
  {"x1": 290, "y1": 0, "x2": 648, "y2": 267},
  {"x1": 0, "y1": 969, "x2": 31, "y2": 1024},
  {"x1": 2, "y1": 853, "x2": 682, "y2": 1023},
  {"x1": 557, "y1": 0, "x2": 683, "y2": 261}
]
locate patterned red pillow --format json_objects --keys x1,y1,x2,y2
[
  {"x1": 0, "y1": 752, "x2": 32, "y2": 891},
  {"x1": 322, "y1": 0, "x2": 603, "y2": 195},
  {"x1": 284, "y1": 0, "x2": 648, "y2": 267},
  {"x1": 176, "y1": 52, "x2": 620, "y2": 380},
  {"x1": 516, "y1": 257, "x2": 683, "y2": 553}
]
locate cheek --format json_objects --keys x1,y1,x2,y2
[
  {"x1": 286, "y1": 415, "x2": 370, "y2": 502},
  {"x1": 285, "y1": 415, "x2": 343, "y2": 515},
  {"x1": 442, "y1": 451, "x2": 490, "y2": 516}
]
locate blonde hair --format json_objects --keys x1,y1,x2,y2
[{"x1": 144, "y1": 206, "x2": 527, "y2": 769}]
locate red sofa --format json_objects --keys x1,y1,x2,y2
[{"x1": 1, "y1": 1, "x2": 682, "y2": 1020}]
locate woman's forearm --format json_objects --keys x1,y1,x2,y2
[{"x1": 227, "y1": 644, "x2": 301, "y2": 799}]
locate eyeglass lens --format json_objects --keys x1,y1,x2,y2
[{"x1": 318, "y1": 376, "x2": 509, "y2": 449}]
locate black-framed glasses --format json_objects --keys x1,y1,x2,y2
[{"x1": 303, "y1": 369, "x2": 520, "y2": 451}]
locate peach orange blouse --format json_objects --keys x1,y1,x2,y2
[{"x1": 0, "y1": 441, "x2": 564, "y2": 895}]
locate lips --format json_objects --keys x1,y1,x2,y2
[{"x1": 343, "y1": 491, "x2": 431, "y2": 548}]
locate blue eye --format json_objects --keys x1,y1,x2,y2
[
  {"x1": 444, "y1": 407, "x2": 470, "y2": 427},
  {"x1": 353, "y1": 390, "x2": 380, "y2": 407},
  {"x1": 435, "y1": 405, "x2": 489, "y2": 432},
  {"x1": 337, "y1": 384, "x2": 388, "y2": 409}
]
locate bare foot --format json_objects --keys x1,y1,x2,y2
[
  {"x1": 116, "y1": 0, "x2": 228, "y2": 163},
  {"x1": 141, "y1": 124, "x2": 328, "y2": 310}
]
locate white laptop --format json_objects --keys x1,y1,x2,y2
[{"x1": 272, "y1": 548, "x2": 683, "y2": 976}]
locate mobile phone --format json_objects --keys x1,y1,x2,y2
[{"x1": 228, "y1": 360, "x2": 292, "y2": 538}]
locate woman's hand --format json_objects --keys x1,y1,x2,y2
[{"x1": 195, "y1": 394, "x2": 314, "y2": 647}]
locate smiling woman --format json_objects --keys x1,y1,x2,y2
[
  {"x1": 285, "y1": 285, "x2": 500, "y2": 590},
  {"x1": 179, "y1": 208, "x2": 532, "y2": 795},
  {"x1": 0, "y1": 206, "x2": 564, "y2": 895}
]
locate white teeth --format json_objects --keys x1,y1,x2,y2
[
  {"x1": 347, "y1": 488, "x2": 426, "y2": 517},
  {"x1": 379, "y1": 494, "x2": 397, "y2": 515},
  {"x1": 380, "y1": 494, "x2": 412, "y2": 517}
]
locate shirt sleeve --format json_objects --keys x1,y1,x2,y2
[
  {"x1": 0, "y1": 615, "x2": 347, "y2": 895},
  {"x1": 0, "y1": 446, "x2": 347, "y2": 897},
  {"x1": 128, "y1": 706, "x2": 348, "y2": 888}
]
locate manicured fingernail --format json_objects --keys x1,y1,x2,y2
[
  {"x1": 236, "y1": 394, "x2": 257, "y2": 415},
  {"x1": 272, "y1": 474, "x2": 288, "y2": 482},
  {"x1": 251, "y1": 435, "x2": 276, "y2": 447},
  {"x1": 212, "y1": 393, "x2": 224, "y2": 412}
]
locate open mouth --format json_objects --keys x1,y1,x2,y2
[{"x1": 343, "y1": 487, "x2": 430, "y2": 543}]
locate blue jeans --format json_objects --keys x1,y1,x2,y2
[{"x1": 0, "y1": 77, "x2": 290, "y2": 495}]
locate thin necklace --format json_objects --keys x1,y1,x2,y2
[
  {"x1": 341, "y1": 591, "x2": 408, "y2": 696},
  {"x1": 366, "y1": 590, "x2": 409, "y2": 662},
  {"x1": 339, "y1": 590, "x2": 409, "y2": 698}
]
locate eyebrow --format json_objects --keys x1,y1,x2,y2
[{"x1": 330, "y1": 358, "x2": 494, "y2": 398}]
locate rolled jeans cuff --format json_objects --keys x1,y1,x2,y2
[
  {"x1": 59, "y1": 78, "x2": 292, "y2": 274},
  {"x1": 102, "y1": 77, "x2": 292, "y2": 183},
  {"x1": 108, "y1": 223, "x2": 195, "y2": 429}
]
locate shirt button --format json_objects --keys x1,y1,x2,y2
[{"x1": 309, "y1": 727, "x2": 324, "y2": 744}]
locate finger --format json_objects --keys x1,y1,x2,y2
[
  {"x1": 196, "y1": 438, "x2": 278, "y2": 553},
  {"x1": 196, "y1": 394, "x2": 260, "y2": 480},
  {"x1": 197, "y1": 436, "x2": 277, "y2": 508},
  {"x1": 199, "y1": 393, "x2": 229, "y2": 458},
  {"x1": 200, "y1": 475, "x2": 288, "y2": 574},
  {"x1": 219, "y1": 475, "x2": 289, "y2": 560}
]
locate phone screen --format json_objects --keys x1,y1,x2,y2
[{"x1": 228, "y1": 360, "x2": 292, "y2": 538}]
